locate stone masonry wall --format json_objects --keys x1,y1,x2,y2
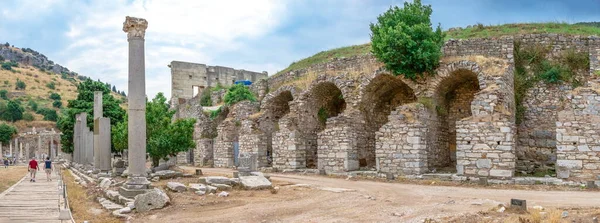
[
  {"x1": 317, "y1": 115, "x2": 359, "y2": 172},
  {"x1": 213, "y1": 101, "x2": 259, "y2": 168},
  {"x1": 556, "y1": 87, "x2": 600, "y2": 180},
  {"x1": 239, "y1": 120, "x2": 269, "y2": 168},
  {"x1": 376, "y1": 103, "x2": 432, "y2": 175},
  {"x1": 272, "y1": 115, "x2": 307, "y2": 170},
  {"x1": 442, "y1": 37, "x2": 514, "y2": 61}
]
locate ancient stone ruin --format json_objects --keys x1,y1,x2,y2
[
  {"x1": 174, "y1": 34, "x2": 600, "y2": 182},
  {"x1": 0, "y1": 127, "x2": 61, "y2": 162}
]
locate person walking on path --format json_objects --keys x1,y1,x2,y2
[
  {"x1": 3, "y1": 158, "x2": 8, "y2": 168},
  {"x1": 44, "y1": 157, "x2": 52, "y2": 181},
  {"x1": 28, "y1": 157, "x2": 39, "y2": 182}
]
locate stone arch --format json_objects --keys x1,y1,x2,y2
[
  {"x1": 260, "y1": 85, "x2": 301, "y2": 111},
  {"x1": 358, "y1": 73, "x2": 417, "y2": 168},
  {"x1": 260, "y1": 89, "x2": 295, "y2": 167},
  {"x1": 429, "y1": 61, "x2": 482, "y2": 172},
  {"x1": 298, "y1": 79, "x2": 348, "y2": 168}
]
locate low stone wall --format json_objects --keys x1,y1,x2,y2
[
  {"x1": 317, "y1": 115, "x2": 359, "y2": 172},
  {"x1": 556, "y1": 87, "x2": 600, "y2": 180},
  {"x1": 238, "y1": 120, "x2": 269, "y2": 168},
  {"x1": 194, "y1": 138, "x2": 213, "y2": 166},
  {"x1": 456, "y1": 118, "x2": 516, "y2": 178},
  {"x1": 272, "y1": 116, "x2": 307, "y2": 169},
  {"x1": 376, "y1": 103, "x2": 431, "y2": 175}
]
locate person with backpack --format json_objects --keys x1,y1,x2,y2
[
  {"x1": 28, "y1": 157, "x2": 39, "y2": 182},
  {"x1": 44, "y1": 157, "x2": 52, "y2": 181}
]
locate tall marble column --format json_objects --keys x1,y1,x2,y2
[
  {"x1": 9, "y1": 141, "x2": 12, "y2": 157},
  {"x1": 93, "y1": 91, "x2": 111, "y2": 171},
  {"x1": 120, "y1": 16, "x2": 150, "y2": 198},
  {"x1": 19, "y1": 142, "x2": 23, "y2": 161},
  {"x1": 0, "y1": 142, "x2": 3, "y2": 158},
  {"x1": 25, "y1": 143, "x2": 29, "y2": 160},
  {"x1": 74, "y1": 113, "x2": 82, "y2": 163}
]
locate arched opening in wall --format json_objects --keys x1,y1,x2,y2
[
  {"x1": 360, "y1": 74, "x2": 416, "y2": 169},
  {"x1": 433, "y1": 69, "x2": 480, "y2": 172},
  {"x1": 305, "y1": 82, "x2": 346, "y2": 168},
  {"x1": 265, "y1": 90, "x2": 294, "y2": 167}
]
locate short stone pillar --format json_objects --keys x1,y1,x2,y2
[
  {"x1": 93, "y1": 91, "x2": 111, "y2": 171},
  {"x1": 74, "y1": 113, "x2": 82, "y2": 163},
  {"x1": 95, "y1": 117, "x2": 111, "y2": 172},
  {"x1": 25, "y1": 143, "x2": 29, "y2": 159},
  {"x1": 120, "y1": 16, "x2": 150, "y2": 198}
]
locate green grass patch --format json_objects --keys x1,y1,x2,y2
[{"x1": 275, "y1": 43, "x2": 372, "y2": 76}]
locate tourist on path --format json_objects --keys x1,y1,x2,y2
[
  {"x1": 3, "y1": 158, "x2": 8, "y2": 168},
  {"x1": 28, "y1": 157, "x2": 39, "y2": 182},
  {"x1": 44, "y1": 157, "x2": 52, "y2": 181}
]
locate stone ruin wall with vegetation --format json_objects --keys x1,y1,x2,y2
[{"x1": 174, "y1": 33, "x2": 600, "y2": 182}]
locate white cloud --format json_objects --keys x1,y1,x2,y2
[{"x1": 61, "y1": 0, "x2": 287, "y2": 99}]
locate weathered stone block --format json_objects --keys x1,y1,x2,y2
[
  {"x1": 557, "y1": 160, "x2": 583, "y2": 169},
  {"x1": 489, "y1": 169, "x2": 512, "y2": 177},
  {"x1": 476, "y1": 159, "x2": 492, "y2": 169}
]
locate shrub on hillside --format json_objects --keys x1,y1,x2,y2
[
  {"x1": 46, "y1": 82, "x2": 55, "y2": 89},
  {"x1": 224, "y1": 84, "x2": 256, "y2": 105},
  {"x1": 49, "y1": 92, "x2": 61, "y2": 100},
  {"x1": 52, "y1": 100, "x2": 62, "y2": 108},
  {"x1": 37, "y1": 107, "x2": 57, "y2": 121},
  {"x1": 369, "y1": 0, "x2": 444, "y2": 79},
  {"x1": 28, "y1": 100, "x2": 38, "y2": 112},
  {"x1": 1, "y1": 63, "x2": 12, "y2": 71},
  {"x1": 15, "y1": 79, "x2": 26, "y2": 90},
  {"x1": 0, "y1": 90, "x2": 7, "y2": 100},
  {"x1": 23, "y1": 112, "x2": 34, "y2": 121}
]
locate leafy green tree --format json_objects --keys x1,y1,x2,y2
[
  {"x1": 369, "y1": 0, "x2": 444, "y2": 79},
  {"x1": 49, "y1": 92, "x2": 61, "y2": 100},
  {"x1": 112, "y1": 93, "x2": 196, "y2": 167},
  {"x1": 37, "y1": 108, "x2": 57, "y2": 121},
  {"x1": 0, "y1": 100, "x2": 24, "y2": 122},
  {"x1": 0, "y1": 123, "x2": 17, "y2": 144},
  {"x1": 0, "y1": 90, "x2": 7, "y2": 100},
  {"x1": 223, "y1": 84, "x2": 256, "y2": 105},
  {"x1": 112, "y1": 85, "x2": 117, "y2": 92},
  {"x1": 15, "y1": 79, "x2": 26, "y2": 90},
  {"x1": 57, "y1": 79, "x2": 126, "y2": 153}
]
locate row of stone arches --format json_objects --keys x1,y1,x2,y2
[{"x1": 253, "y1": 61, "x2": 486, "y2": 175}]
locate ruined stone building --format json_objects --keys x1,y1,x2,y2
[
  {"x1": 0, "y1": 127, "x2": 61, "y2": 161},
  {"x1": 173, "y1": 34, "x2": 600, "y2": 182},
  {"x1": 169, "y1": 61, "x2": 268, "y2": 107}
]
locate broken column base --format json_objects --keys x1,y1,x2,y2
[{"x1": 119, "y1": 176, "x2": 152, "y2": 198}]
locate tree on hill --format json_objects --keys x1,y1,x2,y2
[
  {"x1": 0, "y1": 123, "x2": 17, "y2": 144},
  {"x1": 57, "y1": 79, "x2": 126, "y2": 154},
  {"x1": 49, "y1": 92, "x2": 61, "y2": 100},
  {"x1": 0, "y1": 100, "x2": 24, "y2": 122},
  {"x1": 112, "y1": 93, "x2": 196, "y2": 167},
  {"x1": 224, "y1": 84, "x2": 256, "y2": 105},
  {"x1": 369, "y1": 0, "x2": 444, "y2": 79},
  {"x1": 37, "y1": 108, "x2": 58, "y2": 121}
]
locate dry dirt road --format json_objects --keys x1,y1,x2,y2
[{"x1": 134, "y1": 168, "x2": 600, "y2": 223}]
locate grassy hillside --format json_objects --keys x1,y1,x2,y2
[
  {"x1": 274, "y1": 22, "x2": 600, "y2": 76},
  {"x1": 0, "y1": 61, "x2": 126, "y2": 131}
]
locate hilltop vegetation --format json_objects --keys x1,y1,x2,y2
[
  {"x1": 275, "y1": 22, "x2": 600, "y2": 76},
  {"x1": 0, "y1": 43, "x2": 127, "y2": 131}
]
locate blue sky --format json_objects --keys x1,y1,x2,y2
[{"x1": 1, "y1": 0, "x2": 599, "y2": 98}]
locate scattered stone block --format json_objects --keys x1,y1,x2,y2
[
  {"x1": 217, "y1": 191, "x2": 229, "y2": 197},
  {"x1": 188, "y1": 183, "x2": 207, "y2": 192},
  {"x1": 134, "y1": 188, "x2": 170, "y2": 213},
  {"x1": 239, "y1": 176, "x2": 272, "y2": 190},
  {"x1": 510, "y1": 199, "x2": 527, "y2": 211},
  {"x1": 587, "y1": 181, "x2": 597, "y2": 189},
  {"x1": 211, "y1": 183, "x2": 232, "y2": 191},
  {"x1": 99, "y1": 178, "x2": 112, "y2": 190},
  {"x1": 207, "y1": 185, "x2": 217, "y2": 194},
  {"x1": 166, "y1": 182, "x2": 187, "y2": 192},
  {"x1": 195, "y1": 169, "x2": 203, "y2": 176},
  {"x1": 154, "y1": 170, "x2": 183, "y2": 179},
  {"x1": 195, "y1": 190, "x2": 206, "y2": 196},
  {"x1": 205, "y1": 176, "x2": 233, "y2": 185}
]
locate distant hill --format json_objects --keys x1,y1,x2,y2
[{"x1": 0, "y1": 42, "x2": 127, "y2": 131}]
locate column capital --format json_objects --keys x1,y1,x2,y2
[{"x1": 123, "y1": 16, "x2": 148, "y2": 40}]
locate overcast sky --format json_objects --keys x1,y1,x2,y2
[{"x1": 1, "y1": 0, "x2": 599, "y2": 98}]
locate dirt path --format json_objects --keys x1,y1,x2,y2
[{"x1": 135, "y1": 167, "x2": 600, "y2": 223}]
